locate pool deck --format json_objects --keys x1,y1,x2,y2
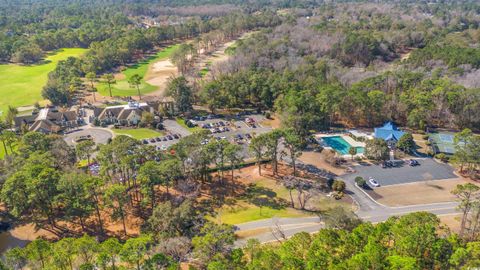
[{"x1": 315, "y1": 133, "x2": 366, "y2": 157}]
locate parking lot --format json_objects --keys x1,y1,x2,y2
[
  {"x1": 151, "y1": 114, "x2": 272, "y2": 155},
  {"x1": 343, "y1": 158, "x2": 457, "y2": 187}
]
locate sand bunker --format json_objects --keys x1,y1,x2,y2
[
  {"x1": 145, "y1": 59, "x2": 178, "y2": 97},
  {"x1": 150, "y1": 59, "x2": 176, "y2": 73}
]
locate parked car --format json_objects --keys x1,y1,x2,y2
[
  {"x1": 142, "y1": 139, "x2": 148, "y2": 144},
  {"x1": 162, "y1": 137, "x2": 168, "y2": 141},
  {"x1": 149, "y1": 138, "x2": 156, "y2": 143},
  {"x1": 167, "y1": 135, "x2": 173, "y2": 140},
  {"x1": 245, "y1": 117, "x2": 255, "y2": 123},
  {"x1": 245, "y1": 133, "x2": 252, "y2": 139},
  {"x1": 155, "y1": 137, "x2": 161, "y2": 142},
  {"x1": 409, "y1": 159, "x2": 420, "y2": 166},
  {"x1": 173, "y1": 134, "x2": 179, "y2": 139},
  {"x1": 369, "y1": 177, "x2": 380, "y2": 187}
]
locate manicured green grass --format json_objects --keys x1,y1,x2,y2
[
  {"x1": 0, "y1": 48, "x2": 88, "y2": 116},
  {"x1": 215, "y1": 201, "x2": 309, "y2": 225},
  {"x1": 175, "y1": 117, "x2": 202, "y2": 132},
  {"x1": 0, "y1": 145, "x2": 6, "y2": 159},
  {"x1": 0, "y1": 144, "x2": 17, "y2": 160},
  {"x1": 98, "y1": 45, "x2": 179, "y2": 97},
  {"x1": 112, "y1": 128, "x2": 164, "y2": 140},
  {"x1": 209, "y1": 169, "x2": 351, "y2": 225}
]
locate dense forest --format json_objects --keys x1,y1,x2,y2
[
  {"x1": 203, "y1": 1, "x2": 480, "y2": 133},
  {"x1": 0, "y1": 0, "x2": 294, "y2": 64},
  {"x1": 4, "y1": 211, "x2": 480, "y2": 269},
  {"x1": 1, "y1": 0, "x2": 480, "y2": 269}
]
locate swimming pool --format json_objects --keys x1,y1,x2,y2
[{"x1": 322, "y1": 136, "x2": 364, "y2": 155}]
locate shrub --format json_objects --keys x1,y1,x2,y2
[
  {"x1": 355, "y1": 176, "x2": 366, "y2": 188},
  {"x1": 332, "y1": 191, "x2": 344, "y2": 200},
  {"x1": 332, "y1": 180, "x2": 346, "y2": 192},
  {"x1": 265, "y1": 112, "x2": 271, "y2": 119},
  {"x1": 422, "y1": 134, "x2": 429, "y2": 140},
  {"x1": 436, "y1": 153, "x2": 449, "y2": 162}
]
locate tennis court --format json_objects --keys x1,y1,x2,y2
[{"x1": 429, "y1": 132, "x2": 457, "y2": 155}]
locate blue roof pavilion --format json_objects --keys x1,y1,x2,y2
[{"x1": 374, "y1": 122, "x2": 405, "y2": 142}]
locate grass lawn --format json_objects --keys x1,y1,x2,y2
[
  {"x1": 98, "y1": 45, "x2": 179, "y2": 97},
  {"x1": 0, "y1": 143, "x2": 18, "y2": 160},
  {"x1": 0, "y1": 145, "x2": 6, "y2": 159},
  {"x1": 175, "y1": 117, "x2": 202, "y2": 132},
  {"x1": 0, "y1": 48, "x2": 88, "y2": 116},
  {"x1": 215, "y1": 201, "x2": 308, "y2": 224},
  {"x1": 112, "y1": 128, "x2": 164, "y2": 140},
  {"x1": 209, "y1": 166, "x2": 351, "y2": 225}
]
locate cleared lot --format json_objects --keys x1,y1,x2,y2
[
  {"x1": 367, "y1": 178, "x2": 470, "y2": 206},
  {"x1": 343, "y1": 158, "x2": 457, "y2": 187}
]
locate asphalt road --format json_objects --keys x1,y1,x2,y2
[
  {"x1": 63, "y1": 127, "x2": 113, "y2": 146},
  {"x1": 234, "y1": 158, "x2": 460, "y2": 247}
]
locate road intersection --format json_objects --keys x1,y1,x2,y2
[{"x1": 234, "y1": 161, "x2": 460, "y2": 247}]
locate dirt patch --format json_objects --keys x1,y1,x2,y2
[
  {"x1": 9, "y1": 224, "x2": 57, "y2": 241},
  {"x1": 412, "y1": 133, "x2": 429, "y2": 154},
  {"x1": 370, "y1": 178, "x2": 473, "y2": 206},
  {"x1": 236, "y1": 227, "x2": 271, "y2": 239},
  {"x1": 299, "y1": 151, "x2": 346, "y2": 176},
  {"x1": 439, "y1": 214, "x2": 461, "y2": 233},
  {"x1": 260, "y1": 115, "x2": 281, "y2": 129}
]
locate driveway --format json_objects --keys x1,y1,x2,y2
[
  {"x1": 342, "y1": 158, "x2": 457, "y2": 187},
  {"x1": 63, "y1": 128, "x2": 113, "y2": 146}
]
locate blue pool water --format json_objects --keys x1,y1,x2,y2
[{"x1": 322, "y1": 136, "x2": 364, "y2": 155}]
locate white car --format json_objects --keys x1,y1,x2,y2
[{"x1": 369, "y1": 177, "x2": 380, "y2": 187}]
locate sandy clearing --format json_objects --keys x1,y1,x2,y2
[
  {"x1": 196, "y1": 31, "x2": 256, "y2": 80},
  {"x1": 260, "y1": 115, "x2": 282, "y2": 129},
  {"x1": 149, "y1": 59, "x2": 176, "y2": 73},
  {"x1": 371, "y1": 177, "x2": 473, "y2": 207},
  {"x1": 439, "y1": 214, "x2": 461, "y2": 233},
  {"x1": 9, "y1": 224, "x2": 57, "y2": 241},
  {"x1": 144, "y1": 59, "x2": 178, "y2": 97},
  {"x1": 299, "y1": 151, "x2": 347, "y2": 176}
]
